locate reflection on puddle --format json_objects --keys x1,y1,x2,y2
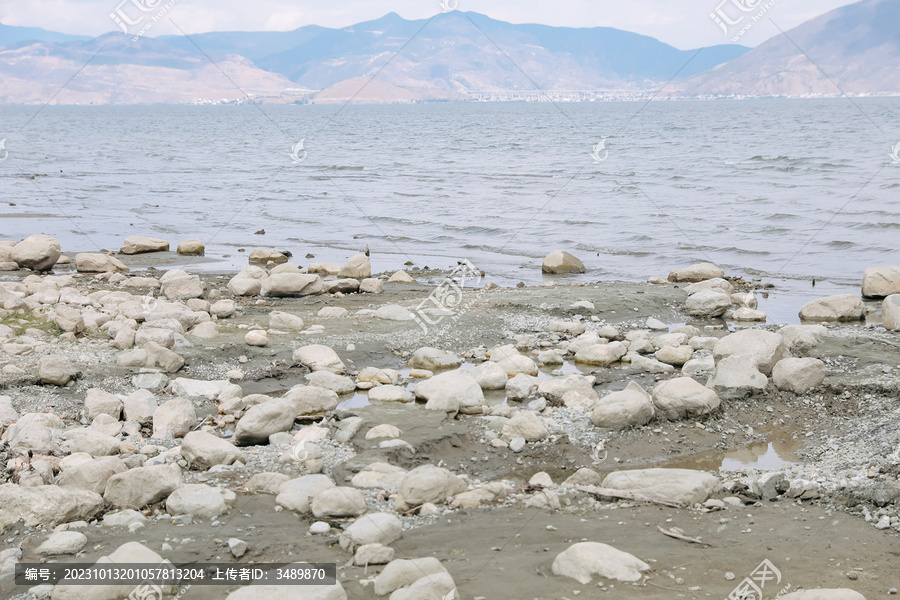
[{"x1": 664, "y1": 435, "x2": 803, "y2": 472}]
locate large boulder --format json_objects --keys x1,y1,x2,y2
[
  {"x1": 103, "y1": 463, "x2": 182, "y2": 509},
  {"x1": 270, "y1": 311, "x2": 305, "y2": 330},
  {"x1": 501, "y1": 410, "x2": 549, "y2": 441},
  {"x1": 707, "y1": 355, "x2": 768, "y2": 400},
  {"x1": 395, "y1": 465, "x2": 467, "y2": 510},
  {"x1": 883, "y1": 294, "x2": 900, "y2": 331},
  {"x1": 83, "y1": 389, "x2": 122, "y2": 420},
  {"x1": 799, "y1": 295, "x2": 866, "y2": 322},
  {"x1": 283, "y1": 386, "x2": 341, "y2": 416},
  {"x1": 862, "y1": 266, "x2": 900, "y2": 298},
  {"x1": 552, "y1": 542, "x2": 650, "y2": 584},
  {"x1": 161, "y1": 271, "x2": 203, "y2": 300},
  {"x1": 261, "y1": 273, "x2": 324, "y2": 297},
  {"x1": 292, "y1": 345, "x2": 346, "y2": 373},
  {"x1": 228, "y1": 266, "x2": 267, "y2": 296},
  {"x1": 350, "y1": 463, "x2": 408, "y2": 493},
  {"x1": 177, "y1": 239, "x2": 205, "y2": 255},
  {"x1": 75, "y1": 253, "x2": 129, "y2": 273},
  {"x1": 121, "y1": 236, "x2": 169, "y2": 254},
  {"x1": 57, "y1": 457, "x2": 127, "y2": 495},
  {"x1": 233, "y1": 399, "x2": 296, "y2": 445},
  {"x1": 152, "y1": 397, "x2": 197, "y2": 438},
  {"x1": 408, "y1": 347, "x2": 461, "y2": 371},
  {"x1": 311, "y1": 486, "x2": 367, "y2": 518},
  {"x1": 339, "y1": 512, "x2": 402, "y2": 551},
  {"x1": 275, "y1": 474, "x2": 335, "y2": 513},
  {"x1": 592, "y1": 381, "x2": 654, "y2": 430},
  {"x1": 713, "y1": 329, "x2": 789, "y2": 375},
  {"x1": 542, "y1": 251, "x2": 585, "y2": 274},
  {"x1": 601, "y1": 468, "x2": 718, "y2": 505},
  {"x1": 338, "y1": 254, "x2": 371, "y2": 279},
  {"x1": 166, "y1": 484, "x2": 234, "y2": 519},
  {"x1": 367, "y1": 385, "x2": 415, "y2": 403},
  {"x1": 652, "y1": 377, "x2": 721, "y2": 420},
  {"x1": 11, "y1": 234, "x2": 60, "y2": 271},
  {"x1": 684, "y1": 289, "x2": 731, "y2": 317},
  {"x1": 305, "y1": 371, "x2": 355, "y2": 395},
  {"x1": 668, "y1": 262, "x2": 724, "y2": 282},
  {"x1": 413, "y1": 369, "x2": 484, "y2": 415},
  {"x1": 373, "y1": 558, "x2": 449, "y2": 597},
  {"x1": 772, "y1": 358, "x2": 826, "y2": 393},
  {"x1": 40, "y1": 356, "x2": 77, "y2": 386},
  {"x1": 0, "y1": 484, "x2": 103, "y2": 530},
  {"x1": 574, "y1": 342, "x2": 627, "y2": 365},
  {"x1": 180, "y1": 431, "x2": 243, "y2": 469},
  {"x1": 538, "y1": 374, "x2": 594, "y2": 405}
]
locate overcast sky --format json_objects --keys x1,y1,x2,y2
[{"x1": 0, "y1": 0, "x2": 859, "y2": 49}]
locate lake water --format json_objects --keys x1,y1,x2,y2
[{"x1": 1, "y1": 99, "x2": 898, "y2": 322}]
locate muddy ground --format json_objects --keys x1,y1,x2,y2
[{"x1": 1, "y1": 260, "x2": 899, "y2": 599}]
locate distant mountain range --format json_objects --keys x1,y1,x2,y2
[
  {"x1": 678, "y1": 0, "x2": 900, "y2": 97},
  {"x1": 0, "y1": 0, "x2": 897, "y2": 104}
]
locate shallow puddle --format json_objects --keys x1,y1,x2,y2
[{"x1": 662, "y1": 431, "x2": 803, "y2": 472}]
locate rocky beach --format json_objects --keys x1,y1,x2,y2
[{"x1": 0, "y1": 234, "x2": 899, "y2": 600}]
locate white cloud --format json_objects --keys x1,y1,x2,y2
[{"x1": 0, "y1": 0, "x2": 861, "y2": 49}]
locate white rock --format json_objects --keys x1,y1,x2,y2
[
  {"x1": 166, "y1": 484, "x2": 234, "y2": 519},
  {"x1": 552, "y1": 541, "x2": 650, "y2": 584},
  {"x1": 592, "y1": 381, "x2": 655, "y2": 430},
  {"x1": 261, "y1": 273, "x2": 324, "y2": 297},
  {"x1": 373, "y1": 557, "x2": 448, "y2": 596},
  {"x1": 799, "y1": 295, "x2": 866, "y2": 322},
  {"x1": 882, "y1": 294, "x2": 900, "y2": 331},
  {"x1": 684, "y1": 289, "x2": 732, "y2": 317},
  {"x1": 395, "y1": 465, "x2": 467, "y2": 510},
  {"x1": 772, "y1": 357, "x2": 826, "y2": 393},
  {"x1": 11, "y1": 234, "x2": 60, "y2": 271},
  {"x1": 152, "y1": 398, "x2": 197, "y2": 439},
  {"x1": 652, "y1": 377, "x2": 721, "y2": 420},
  {"x1": 668, "y1": 262, "x2": 724, "y2": 282},
  {"x1": 180, "y1": 431, "x2": 243, "y2": 469},
  {"x1": 338, "y1": 254, "x2": 371, "y2": 279},
  {"x1": 707, "y1": 355, "x2": 768, "y2": 400},
  {"x1": 351, "y1": 463, "x2": 408, "y2": 492},
  {"x1": 245, "y1": 330, "x2": 269, "y2": 346},
  {"x1": 366, "y1": 424, "x2": 402, "y2": 440},
  {"x1": 506, "y1": 373, "x2": 539, "y2": 401},
  {"x1": 367, "y1": 385, "x2": 415, "y2": 403},
  {"x1": 414, "y1": 369, "x2": 484, "y2": 416},
  {"x1": 311, "y1": 486, "x2": 367, "y2": 518},
  {"x1": 574, "y1": 342, "x2": 627, "y2": 365},
  {"x1": 408, "y1": 347, "x2": 461, "y2": 370},
  {"x1": 541, "y1": 250, "x2": 585, "y2": 274},
  {"x1": 103, "y1": 464, "x2": 182, "y2": 509},
  {"x1": 602, "y1": 468, "x2": 719, "y2": 505},
  {"x1": 284, "y1": 386, "x2": 341, "y2": 416},
  {"x1": 233, "y1": 399, "x2": 295, "y2": 445},
  {"x1": 305, "y1": 371, "x2": 356, "y2": 395},
  {"x1": 779, "y1": 591, "x2": 866, "y2": 600},
  {"x1": 778, "y1": 324, "x2": 829, "y2": 355},
  {"x1": 121, "y1": 236, "x2": 168, "y2": 255},
  {"x1": 35, "y1": 531, "x2": 88, "y2": 555},
  {"x1": 471, "y1": 361, "x2": 509, "y2": 390},
  {"x1": 339, "y1": 512, "x2": 403, "y2": 551},
  {"x1": 862, "y1": 265, "x2": 900, "y2": 298},
  {"x1": 355, "y1": 543, "x2": 394, "y2": 565},
  {"x1": 713, "y1": 329, "x2": 788, "y2": 375},
  {"x1": 502, "y1": 411, "x2": 548, "y2": 441},
  {"x1": 275, "y1": 475, "x2": 335, "y2": 513},
  {"x1": 292, "y1": 344, "x2": 346, "y2": 373}
]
